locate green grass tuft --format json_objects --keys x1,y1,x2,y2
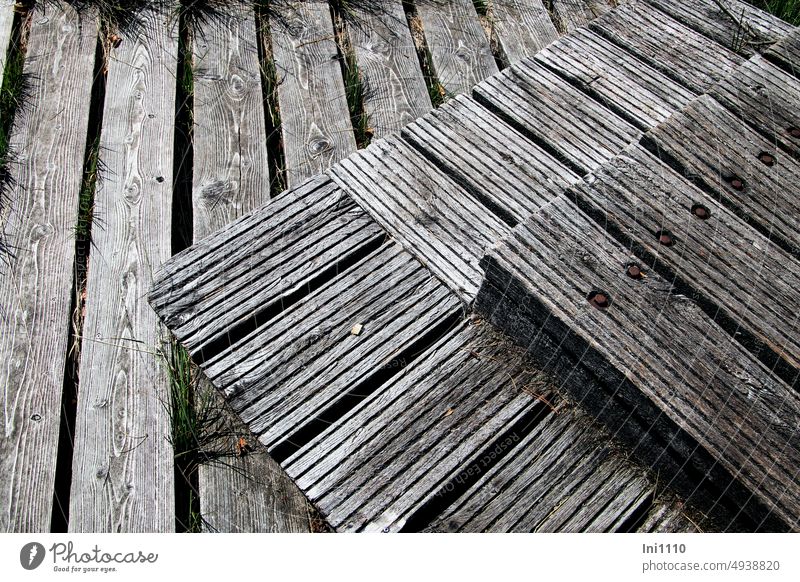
[{"x1": 756, "y1": 0, "x2": 800, "y2": 25}]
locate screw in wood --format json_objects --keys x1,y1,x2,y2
[
  {"x1": 691, "y1": 204, "x2": 711, "y2": 220},
  {"x1": 758, "y1": 152, "x2": 776, "y2": 166},
  {"x1": 655, "y1": 229, "x2": 675, "y2": 246},
  {"x1": 587, "y1": 290, "x2": 610, "y2": 310},
  {"x1": 726, "y1": 175, "x2": 745, "y2": 191},
  {"x1": 625, "y1": 263, "x2": 643, "y2": 279},
  {"x1": 788, "y1": 127, "x2": 800, "y2": 138}
]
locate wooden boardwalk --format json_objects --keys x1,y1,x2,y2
[{"x1": 2, "y1": 0, "x2": 797, "y2": 532}]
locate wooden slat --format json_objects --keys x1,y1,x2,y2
[
  {"x1": 285, "y1": 321, "x2": 547, "y2": 532},
  {"x1": 551, "y1": 0, "x2": 612, "y2": 33},
  {"x1": 534, "y1": 27, "x2": 696, "y2": 129},
  {"x1": 0, "y1": 0, "x2": 15, "y2": 89},
  {"x1": 637, "y1": 499, "x2": 701, "y2": 532},
  {"x1": 589, "y1": 0, "x2": 743, "y2": 93},
  {"x1": 0, "y1": 1, "x2": 97, "y2": 532},
  {"x1": 643, "y1": 94, "x2": 800, "y2": 256},
  {"x1": 151, "y1": 176, "x2": 384, "y2": 359},
  {"x1": 489, "y1": 0, "x2": 559, "y2": 64},
  {"x1": 572, "y1": 144, "x2": 800, "y2": 382},
  {"x1": 428, "y1": 409, "x2": 653, "y2": 532},
  {"x1": 473, "y1": 59, "x2": 640, "y2": 174},
  {"x1": 709, "y1": 55, "x2": 800, "y2": 157},
  {"x1": 203, "y1": 242, "x2": 463, "y2": 452},
  {"x1": 402, "y1": 94, "x2": 579, "y2": 224},
  {"x1": 269, "y1": 0, "x2": 356, "y2": 186},
  {"x1": 192, "y1": 1, "x2": 270, "y2": 241},
  {"x1": 478, "y1": 195, "x2": 800, "y2": 529},
  {"x1": 68, "y1": 5, "x2": 176, "y2": 533},
  {"x1": 346, "y1": 1, "x2": 431, "y2": 137},
  {"x1": 765, "y1": 26, "x2": 800, "y2": 74},
  {"x1": 646, "y1": 0, "x2": 794, "y2": 57},
  {"x1": 329, "y1": 135, "x2": 511, "y2": 299},
  {"x1": 415, "y1": 0, "x2": 498, "y2": 96}
]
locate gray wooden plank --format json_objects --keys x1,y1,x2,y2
[
  {"x1": 478, "y1": 195, "x2": 800, "y2": 529},
  {"x1": 203, "y1": 242, "x2": 463, "y2": 452},
  {"x1": 192, "y1": 1, "x2": 270, "y2": 241},
  {"x1": 572, "y1": 144, "x2": 800, "y2": 382},
  {"x1": 0, "y1": 0, "x2": 15, "y2": 89},
  {"x1": 551, "y1": 0, "x2": 613, "y2": 33},
  {"x1": 151, "y1": 177, "x2": 384, "y2": 358},
  {"x1": 765, "y1": 26, "x2": 800, "y2": 74},
  {"x1": 488, "y1": 0, "x2": 559, "y2": 64},
  {"x1": 269, "y1": 0, "x2": 356, "y2": 186},
  {"x1": 285, "y1": 320, "x2": 547, "y2": 532},
  {"x1": 415, "y1": 0, "x2": 498, "y2": 96},
  {"x1": 643, "y1": 94, "x2": 800, "y2": 257},
  {"x1": 588, "y1": 0, "x2": 743, "y2": 93},
  {"x1": 402, "y1": 94, "x2": 579, "y2": 224},
  {"x1": 646, "y1": 0, "x2": 795, "y2": 56},
  {"x1": 68, "y1": 4, "x2": 176, "y2": 533},
  {"x1": 0, "y1": 1, "x2": 97, "y2": 533},
  {"x1": 346, "y1": 1, "x2": 431, "y2": 137},
  {"x1": 534, "y1": 27, "x2": 697, "y2": 129},
  {"x1": 637, "y1": 498, "x2": 701, "y2": 532},
  {"x1": 709, "y1": 55, "x2": 800, "y2": 158},
  {"x1": 329, "y1": 135, "x2": 512, "y2": 299},
  {"x1": 473, "y1": 59, "x2": 640, "y2": 174}
]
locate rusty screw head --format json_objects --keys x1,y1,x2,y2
[
  {"x1": 626, "y1": 263, "x2": 643, "y2": 279},
  {"x1": 587, "y1": 291, "x2": 610, "y2": 310},
  {"x1": 788, "y1": 127, "x2": 800, "y2": 138},
  {"x1": 727, "y1": 175, "x2": 745, "y2": 191},
  {"x1": 691, "y1": 204, "x2": 711, "y2": 220},
  {"x1": 758, "y1": 152, "x2": 776, "y2": 166},
  {"x1": 655, "y1": 229, "x2": 675, "y2": 246}
]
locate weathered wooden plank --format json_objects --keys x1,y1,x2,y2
[
  {"x1": 572, "y1": 144, "x2": 800, "y2": 384},
  {"x1": 488, "y1": 0, "x2": 559, "y2": 64},
  {"x1": 329, "y1": 135, "x2": 511, "y2": 299},
  {"x1": 473, "y1": 59, "x2": 640, "y2": 174},
  {"x1": 0, "y1": 0, "x2": 15, "y2": 89},
  {"x1": 402, "y1": 94, "x2": 579, "y2": 224},
  {"x1": 414, "y1": 0, "x2": 498, "y2": 96},
  {"x1": 589, "y1": 0, "x2": 743, "y2": 93},
  {"x1": 68, "y1": 5, "x2": 176, "y2": 533},
  {"x1": 637, "y1": 498, "x2": 701, "y2": 532},
  {"x1": 709, "y1": 55, "x2": 800, "y2": 157},
  {"x1": 192, "y1": 1, "x2": 270, "y2": 240},
  {"x1": 345, "y1": 1, "x2": 431, "y2": 137},
  {"x1": 269, "y1": 1, "x2": 356, "y2": 186},
  {"x1": 286, "y1": 320, "x2": 547, "y2": 532},
  {"x1": 151, "y1": 176, "x2": 384, "y2": 359},
  {"x1": 643, "y1": 94, "x2": 800, "y2": 256},
  {"x1": 0, "y1": 1, "x2": 97, "y2": 533},
  {"x1": 534, "y1": 27, "x2": 696, "y2": 129},
  {"x1": 478, "y1": 195, "x2": 800, "y2": 529},
  {"x1": 203, "y1": 242, "x2": 463, "y2": 452},
  {"x1": 646, "y1": 0, "x2": 794, "y2": 57},
  {"x1": 765, "y1": 26, "x2": 800, "y2": 75},
  {"x1": 551, "y1": 0, "x2": 612, "y2": 33}
]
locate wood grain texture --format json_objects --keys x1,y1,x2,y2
[
  {"x1": 402, "y1": 94, "x2": 579, "y2": 224},
  {"x1": 489, "y1": 0, "x2": 559, "y2": 64},
  {"x1": 709, "y1": 56, "x2": 800, "y2": 158},
  {"x1": 572, "y1": 144, "x2": 800, "y2": 383},
  {"x1": 414, "y1": 0, "x2": 498, "y2": 96},
  {"x1": 0, "y1": 0, "x2": 15, "y2": 89},
  {"x1": 643, "y1": 94, "x2": 800, "y2": 256},
  {"x1": 192, "y1": 1, "x2": 270, "y2": 241},
  {"x1": 646, "y1": 0, "x2": 794, "y2": 57},
  {"x1": 269, "y1": 1, "x2": 356, "y2": 186},
  {"x1": 534, "y1": 27, "x2": 696, "y2": 129},
  {"x1": 589, "y1": 0, "x2": 743, "y2": 93},
  {"x1": 551, "y1": 0, "x2": 612, "y2": 33},
  {"x1": 345, "y1": 1, "x2": 431, "y2": 137},
  {"x1": 0, "y1": 1, "x2": 97, "y2": 532},
  {"x1": 478, "y1": 195, "x2": 800, "y2": 529},
  {"x1": 68, "y1": 5, "x2": 177, "y2": 533},
  {"x1": 328, "y1": 135, "x2": 511, "y2": 299},
  {"x1": 637, "y1": 498, "x2": 701, "y2": 532},
  {"x1": 765, "y1": 26, "x2": 800, "y2": 75},
  {"x1": 473, "y1": 59, "x2": 640, "y2": 174}
]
